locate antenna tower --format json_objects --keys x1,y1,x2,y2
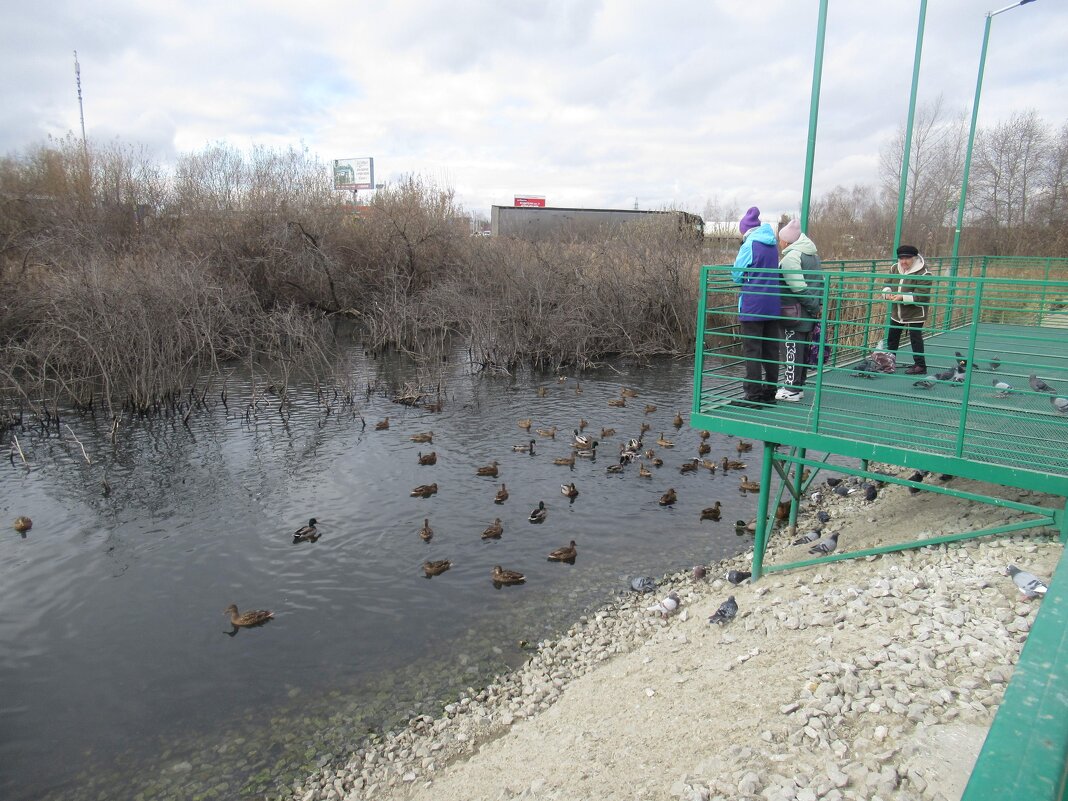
[{"x1": 74, "y1": 50, "x2": 87, "y2": 153}]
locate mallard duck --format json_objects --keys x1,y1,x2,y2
[
  {"x1": 494, "y1": 483, "x2": 509, "y2": 503},
  {"x1": 701, "y1": 458, "x2": 718, "y2": 473},
  {"x1": 700, "y1": 501, "x2": 722, "y2": 521},
  {"x1": 644, "y1": 448, "x2": 656, "y2": 459},
  {"x1": 492, "y1": 565, "x2": 525, "y2": 585},
  {"x1": 673, "y1": 411, "x2": 684, "y2": 428},
  {"x1": 375, "y1": 417, "x2": 390, "y2": 430},
  {"x1": 644, "y1": 404, "x2": 657, "y2": 415},
  {"x1": 292, "y1": 518, "x2": 319, "y2": 543},
  {"x1": 411, "y1": 482, "x2": 438, "y2": 498},
  {"x1": 482, "y1": 518, "x2": 504, "y2": 539},
  {"x1": 680, "y1": 458, "x2": 700, "y2": 474},
  {"x1": 578, "y1": 418, "x2": 589, "y2": 432},
  {"x1": 734, "y1": 519, "x2": 756, "y2": 536},
  {"x1": 699, "y1": 430, "x2": 711, "y2": 440},
  {"x1": 736, "y1": 440, "x2": 753, "y2": 453},
  {"x1": 476, "y1": 461, "x2": 499, "y2": 477},
  {"x1": 625, "y1": 437, "x2": 642, "y2": 452},
  {"x1": 517, "y1": 418, "x2": 532, "y2": 430},
  {"x1": 658, "y1": 488, "x2": 678, "y2": 506},
  {"x1": 225, "y1": 604, "x2": 274, "y2": 628},
  {"x1": 574, "y1": 382, "x2": 583, "y2": 394},
  {"x1": 535, "y1": 426, "x2": 557, "y2": 438},
  {"x1": 656, "y1": 433, "x2": 675, "y2": 448},
  {"x1": 739, "y1": 475, "x2": 761, "y2": 493},
  {"x1": 725, "y1": 458, "x2": 747, "y2": 470},
  {"x1": 528, "y1": 501, "x2": 547, "y2": 523},
  {"x1": 418, "y1": 451, "x2": 437, "y2": 466},
  {"x1": 697, "y1": 441, "x2": 711, "y2": 456},
  {"x1": 553, "y1": 454, "x2": 576, "y2": 467},
  {"x1": 556, "y1": 375, "x2": 568, "y2": 384},
  {"x1": 572, "y1": 429, "x2": 594, "y2": 447},
  {"x1": 423, "y1": 559, "x2": 451, "y2": 577},
  {"x1": 419, "y1": 518, "x2": 433, "y2": 541},
  {"x1": 621, "y1": 387, "x2": 639, "y2": 398},
  {"x1": 548, "y1": 540, "x2": 578, "y2": 562},
  {"x1": 608, "y1": 398, "x2": 626, "y2": 408},
  {"x1": 575, "y1": 442, "x2": 598, "y2": 458},
  {"x1": 13, "y1": 516, "x2": 32, "y2": 533},
  {"x1": 651, "y1": 456, "x2": 664, "y2": 467},
  {"x1": 638, "y1": 462, "x2": 652, "y2": 478},
  {"x1": 606, "y1": 457, "x2": 626, "y2": 474},
  {"x1": 561, "y1": 482, "x2": 579, "y2": 499},
  {"x1": 512, "y1": 439, "x2": 536, "y2": 453},
  {"x1": 536, "y1": 386, "x2": 548, "y2": 397},
  {"x1": 640, "y1": 421, "x2": 652, "y2": 435},
  {"x1": 600, "y1": 427, "x2": 616, "y2": 438},
  {"x1": 410, "y1": 431, "x2": 434, "y2": 443}
]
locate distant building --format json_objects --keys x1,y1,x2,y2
[{"x1": 490, "y1": 205, "x2": 703, "y2": 240}]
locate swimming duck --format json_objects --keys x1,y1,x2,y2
[
  {"x1": 482, "y1": 518, "x2": 504, "y2": 539},
  {"x1": 572, "y1": 429, "x2": 594, "y2": 447},
  {"x1": 606, "y1": 457, "x2": 626, "y2": 474},
  {"x1": 725, "y1": 458, "x2": 747, "y2": 470},
  {"x1": 410, "y1": 431, "x2": 433, "y2": 443},
  {"x1": 517, "y1": 418, "x2": 532, "y2": 430},
  {"x1": 700, "y1": 501, "x2": 722, "y2": 521},
  {"x1": 561, "y1": 482, "x2": 579, "y2": 499},
  {"x1": 529, "y1": 501, "x2": 548, "y2": 523},
  {"x1": 476, "y1": 461, "x2": 499, "y2": 477},
  {"x1": 292, "y1": 518, "x2": 320, "y2": 543},
  {"x1": 225, "y1": 604, "x2": 274, "y2": 628},
  {"x1": 673, "y1": 411, "x2": 684, "y2": 428},
  {"x1": 536, "y1": 386, "x2": 548, "y2": 397},
  {"x1": 547, "y1": 540, "x2": 578, "y2": 562},
  {"x1": 418, "y1": 451, "x2": 437, "y2": 466},
  {"x1": 553, "y1": 454, "x2": 576, "y2": 467},
  {"x1": 621, "y1": 387, "x2": 639, "y2": 398},
  {"x1": 419, "y1": 519, "x2": 433, "y2": 542},
  {"x1": 651, "y1": 456, "x2": 664, "y2": 467},
  {"x1": 624, "y1": 437, "x2": 642, "y2": 452},
  {"x1": 658, "y1": 488, "x2": 678, "y2": 506},
  {"x1": 680, "y1": 458, "x2": 700, "y2": 474},
  {"x1": 644, "y1": 404, "x2": 657, "y2": 415},
  {"x1": 638, "y1": 462, "x2": 652, "y2": 478},
  {"x1": 640, "y1": 421, "x2": 652, "y2": 435},
  {"x1": 492, "y1": 565, "x2": 526, "y2": 586},
  {"x1": 494, "y1": 483, "x2": 509, "y2": 503},
  {"x1": 423, "y1": 559, "x2": 452, "y2": 577},
  {"x1": 575, "y1": 442, "x2": 598, "y2": 458},
  {"x1": 608, "y1": 398, "x2": 626, "y2": 408},
  {"x1": 13, "y1": 516, "x2": 32, "y2": 533},
  {"x1": 600, "y1": 427, "x2": 616, "y2": 438},
  {"x1": 374, "y1": 417, "x2": 389, "y2": 430},
  {"x1": 775, "y1": 500, "x2": 794, "y2": 522},
  {"x1": 578, "y1": 418, "x2": 589, "y2": 432},
  {"x1": 656, "y1": 433, "x2": 675, "y2": 448},
  {"x1": 535, "y1": 426, "x2": 557, "y2": 438},
  {"x1": 699, "y1": 430, "x2": 711, "y2": 440},
  {"x1": 701, "y1": 458, "x2": 718, "y2": 473},
  {"x1": 574, "y1": 382, "x2": 583, "y2": 394},
  {"x1": 739, "y1": 475, "x2": 761, "y2": 493},
  {"x1": 411, "y1": 483, "x2": 438, "y2": 498},
  {"x1": 512, "y1": 439, "x2": 536, "y2": 453},
  {"x1": 736, "y1": 440, "x2": 753, "y2": 453},
  {"x1": 697, "y1": 441, "x2": 711, "y2": 456}
]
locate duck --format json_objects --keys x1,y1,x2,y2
[
  {"x1": 656, "y1": 433, "x2": 675, "y2": 448},
  {"x1": 547, "y1": 540, "x2": 578, "y2": 562},
  {"x1": 418, "y1": 451, "x2": 437, "y2": 466},
  {"x1": 419, "y1": 519, "x2": 433, "y2": 541},
  {"x1": 640, "y1": 421, "x2": 652, "y2": 435},
  {"x1": 512, "y1": 439, "x2": 536, "y2": 453},
  {"x1": 572, "y1": 429, "x2": 594, "y2": 447},
  {"x1": 410, "y1": 431, "x2": 434, "y2": 443},
  {"x1": 672, "y1": 411, "x2": 684, "y2": 428},
  {"x1": 578, "y1": 418, "x2": 589, "y2": 432},
  {"x1": 644, "y1": 404, "x2": 657, "y2": 415},
  {"x1": 680, "y1": 458, "x2": 700, "y2": 474},
  {"x1": 553, "y1": 454, "x2": 576, "y2": 467},
  {"x1": 608, "y1": 398, "x2": 626, "y2": 408},
  {"x1": 482, "y1": 518, "x2": 504, "y2": 539},
  {"x1": 606, "y1": 457, "x2": 626, "y2": 474},
  {"x1": 638, "y1": 462, "x2": 652, "y2": 478},
  {"x1": 624, "y1": 437, "x2": 642, "y2": 452},
  {"x1": 423, "y1": 559, "x2": 452, "y2": 577},
  {"x1": 225, "y1": 604, "x2": 274, "y2": 628},
  {"x1": 619, "y1": 445, "x2": 637, "y2": 463},
  {"x1": 411, "y1": 483, "x2": 439, "y2": 498},
  {"x1": 492, "y1": 565, "x2": 526, "y2": 585},
  {"x1": 736, "y1": 440, "x2": 753, "y2": 453},
  {"x1": 775, "y1": 500, "x2": 793, "y2": 522},
  {"x1": 725, "y1": 458, "x2": 747, "y2": 470},
  {"x1": 574, "y1": 382, "x2": 583, "y2": 394},
  {"x1": 658, "y1": 488, "x2": 678, "y2": 506},
  {"x1": 621, "y1": 387, "x2": 639, "y2": 398},
  {"x1": 600, "y1": 426, "x2": 616, "y2": 438},
  {"x1": 700, "y1": 501, "x2": 722, "y2": 521},
  {"x1": 561, "y1": 482, "x2": 579, "y2": 499},
  {"x1": 476, "y1": 460, "x2": 499, "y2": 477},
  {"x1": 651, "y1": 456, "x2": 664, "y2": 467},
  {"x1": 575, "y1": 442, "x2": 598, "y2": 458},
  {"x1": 699, "y1": 430, "x2": 711, "y2": 440},
  {"x1": 701, "y1": 458, "x2": 718, "y2": 473},
  {"x1": 528, "y1": 501, "x2": 548, "y2": 523},
  {"x1": 535, "y1": 426, "x2": 557, "y2": 438},
  {"x1": 292, "y1": 518, "x2": 320, "y2": 543},
  {"x1": 13, "y1": 516, "x2": 32, "y2": 533},
  {"x1": 494, "y1": 483, "x2": 509, "y2": 504},
  {"x1": 375, "y1": 417, "x2": 390, "y2": 430},
  {"x1": 734, "y1": 519, "x2": 757, "y2": 536},
  {"x1": 536, "y1": 386, "x2": 548, "y2": 397},
  {"x1": 697, "y1": 441, "x2": 711, "y2": 456},
  {"x1": 739, "y1": 475, "x2": 761, "y2": 493},
  {"x1": 556, "y1": 375, "x2": 568, "y2": 384},
  {"x1": 517, "y1": 418, "x2": 532, "y2": 431}
]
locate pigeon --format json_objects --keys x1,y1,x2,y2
[
  {"x1": 725, "y1": 569, "x2": 752, "y2": 585},
  {"x1": 833, "y1": 483, "x2": 854, "y2": 497},
  {"x1": 852, "y1": 371, "x2": 877, "y2": 380},
  {"x1": 907, "y1": 470, "x2": 926, "y2": 494},
  {"x1": 991, "y1": 378, "x2": 1013, "y2": 397},
  {"x1": 938, "y1": 474, "x2": 954, "y2": 482},
  {"x1": 791, "y1": 529, "x2": 823, "y2": 545},
  {"x1": 825, "y1": 477, "x2": 843, "y2": 487},
  {"x1": 934, "y1": 367, "x2": 957, "y2": 381},
  {"x1": 816, "y1": 511, "x2": 831, "y2": 524},
  {"x1": 989, "y1": 355, "x2": 1001, "y2": 371},
  {"x1": 630, "y1": 576, "x2": 657, "y2": 594},
  {"x1": 863, "y1": 483, "x2": 878, "y2": 502},
  {"x1": 692, "y1": 565, "x2": 707, "y2": 580},
  {"x1": 647, "y1": 591, "x2": 681, "y2": 618},
  {"x1": 808, "y1": 532, "x2": 840, "y2": 555},
  {"x1": 1029, "y1": 374, "x2": 1056, "y2": 393},
  {"x1": 1004, "y1": 565, "x2": 1049, "y2": 599},
  {"x1": 913, "y1": 379, "x2": 935, "y2": 389},
  {"x1": 1051, "y1": 396, "x2": 1068, "y2": 414},
  {"x1": 708, "y1": 595, "x2": 738, "y2": 625}
]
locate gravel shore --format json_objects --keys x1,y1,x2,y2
[{"x1": 285, "y1": 467, "x2": 1062, "y2": 801}]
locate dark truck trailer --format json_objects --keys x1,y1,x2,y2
[{"x1": 490, "y1": 205, "x2": 703, "y2": 241}]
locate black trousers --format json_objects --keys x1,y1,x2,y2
[
  {"x1": 886, "y1": 320, "x2": 926, "y2": 369},
  {"x1": 740, "y1": 320, "x2": 781, "y2": 399}
]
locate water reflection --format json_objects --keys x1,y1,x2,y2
[{"x1": 0, "y1": 350, "x2": 781, "y2": 800}]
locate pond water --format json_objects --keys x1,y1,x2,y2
[{"x1": 0, "y1": 351, "x2": 770, "y2": 800}]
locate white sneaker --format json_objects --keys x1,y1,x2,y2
[{"x1": 776, "y1": 388, "x2": 803, "y2": 402}]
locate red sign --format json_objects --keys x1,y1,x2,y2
[{"x1": 514, "y1": 195, "x2": 546, "y2": 207}]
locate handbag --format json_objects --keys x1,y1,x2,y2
[{"x1": 780, "y1": 303, "x2": 801, "y2": 328}]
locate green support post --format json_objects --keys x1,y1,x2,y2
[
  {"x1": 893, "y1": 0, "x2": 928, "y2": 255},
  {"x1": 750, "y1": 441, "x2": 777, "y2": 581},
  {"x1": 800, "y1": 0, "x2": 829, "y2": 231}
]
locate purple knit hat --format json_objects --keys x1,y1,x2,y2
[
  {"x1": 738, "y1": 206, "x2": 762, "y2": 234},
  {"x1": 778, "y1": 218, "x2": 801, "y2": 244}
]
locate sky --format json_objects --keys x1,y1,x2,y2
[{"x1": 1, "y1": 0, "x2": 1065, "y2": 221}]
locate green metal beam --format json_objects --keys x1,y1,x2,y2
[
  {"x1": 894, "y1": 0, "x2": 928, "y2": 254},
  {"x1": 800, "y1": 0, "x2": 829, "y2": 231}
]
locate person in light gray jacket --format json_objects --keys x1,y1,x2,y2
[{"x1": 775, "y1": 218, "x2": 823, "y2": 402}]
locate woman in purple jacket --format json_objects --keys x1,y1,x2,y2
[{"x1": 731, "y1": 206, "x2": 782, "y2": 405}]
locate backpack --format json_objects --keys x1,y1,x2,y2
[{"x1": 868, "y1": 351, "x2": 897, "y2": 373}]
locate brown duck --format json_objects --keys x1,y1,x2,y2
[
  {"x1": 739, "y1": 476, "x2": 761, "y2": 493},
  {"x1": 423, "y1": 559, "x2": 451, "y2": 577},
  {"x1": 548, "y1": 540, "x2": 578, "y2": 562},
  {"x1": 14, "y1": 516, "x2": 32, "y2": 533},
  {"x1": 374, "y1": 417, "x2": 390, "y2": 431},
  {"x1": 418, "y1": 451, "x2": 437, "y2": 466},
  {"x1": 494, "y1": 483, "x2": 509, "y2": 503},
  {"x1": 225, "y1": 604, "x2": 274, "y2": 628},
  {"x1": 476, "y1": 461, "x2": 499, "y2": 477},
  {"x1": 736, "y1": 440, "x2": 753, "y2": 453},
  {"x1": 410, "y1": 431, "x2": 434, "y2": 443},
  {"x1": 658, "y1": 488, "x2": 678, "y2": 506},
  {"x1": 492, "y1": 565, "x2": 525, "y2": 585},
  {"x1": 700, "y1": 501, "x2": 722, "y2": 521},
  {"x1": 419, "y1": 519, "x2": 433, "y2": 542},
  {"x1": 410, "y1": 483, "x2": 438, "y2": 498},
  {"x1": 482, "y1": 518, "x2": 504, "y2": 539}
]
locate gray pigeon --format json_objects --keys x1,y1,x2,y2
[
  {"x1": 989, "y1": 355, "x2": 1001, "y2": 371},
  {"x1": 934, "y1": 366, "x2": 957, "y2": 381},
  {"x1": 630, "y1": 576, "x2": 657, "y2": 593},
  {"x1": 647, "y1": 591, "x2": 680, "y2": 618},
  {"x1": 1029, "y1": 374, "x2": 1056, "y2": 393},
  {"x1": 863, "y1": 483, "x2": 878, "y2": 502},
  {"x1": 1005, "y1": 565, "x2": 1048, "y2": 599},
  {"x1": 708, "y1": 595, "x2": 738, "y2": 625},
  {"x1": 808, "y1": 532, "x2": 840, "y2": 555},
  {"x1": 833, "y1": 483, "x2": 854, "y2": 497},
  {"x1": 992, "y1": 378, "x2": 1013, "y2": 397},
  {"x1": 1050, "y1": 396, "x2": 1068, "y2": 415},
  {"x1": 791, "y1": 529, "x2": 823, "y2": 545},
  {"x1": 913, "y1": 379, "x2": 935, "y2": 389},
  {"x1": 725, "y1": 569, "x2": 752, "y2": 584},
  {"x1": 816, "y1": 511, "x2": 831, "y2": 524}
]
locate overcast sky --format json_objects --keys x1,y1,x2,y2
[{"x1": 2, "y1": 0, "x2": 1064, "y2": 220}]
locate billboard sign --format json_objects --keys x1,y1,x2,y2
[
  {"x1": 514, "y1": 195, "x2": 546, "y2": 208},
  {"x1": 334, "y1": 157, "x2": 375, "y2": 190}
]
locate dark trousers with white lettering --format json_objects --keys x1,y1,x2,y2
[{"x1": 782, "y1": 327, "x2": 812, "y2": 392}]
